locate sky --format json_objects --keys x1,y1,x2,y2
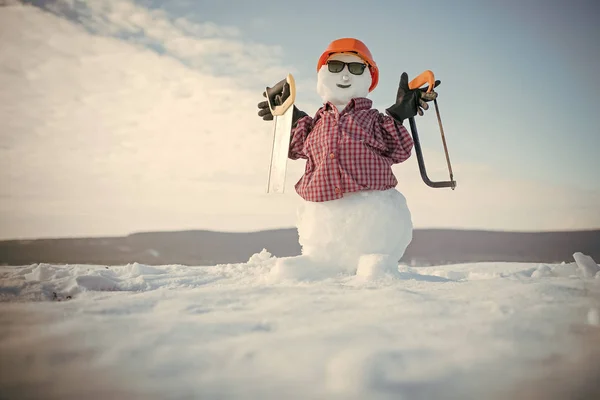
[
  {"x1": 134, "y1": 0, "x2": 600, "y2": 187},
  {"x1": 0, "y1": 0, "x2": 599, "y2": 239}
]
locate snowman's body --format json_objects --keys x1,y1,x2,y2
[
  {"x1": 297, "y1": 188, "x2": 413, "y2": 275},
  {"x1": 271, "y1": 43, "x2": 414, "y2": 278}
]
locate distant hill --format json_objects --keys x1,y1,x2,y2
[{"x1": 1, "y1": 229, "x2": 598, "y2": 266}]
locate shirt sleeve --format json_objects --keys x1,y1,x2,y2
[
  {"x1": 288, "y1": 115, "x2": 313, "y2": 160},
  {"x1": 376, "y1": 113, "x2": 414, "y2": 164}
]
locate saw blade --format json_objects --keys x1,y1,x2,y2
[{"x1": 266, "y1": 106, "x2": 294, "y2": 194}]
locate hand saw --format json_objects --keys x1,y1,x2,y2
[
  {"x1": 266, "y1": 73, "x2": 296, "y2": 194},
  {"x1": 408, "y1": 70, "x2": 457, "y2": 190}
]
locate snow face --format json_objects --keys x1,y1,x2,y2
[
  {"x1": 316, "y1": 52, "x2": 372, "y2": 109},
  {"x1": 1, "y1": 255, "x2": 599, "y2": 399},
  {"x1": 277, "y1": 189, "x2": 412, "y2": 278}
]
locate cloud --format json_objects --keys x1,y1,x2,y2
[
  {"x1": 393, "y1": 154, "x2": 600, "y2": 231},
  {"x1": 0, "y1": 1, "x2": 304, "y2": 238},
  {"x1": 27, "y1": 0, "x2": 293, "y2": 86},
  {"x1": 0, "y1": 1, "x2": 598, "y2": 240}
]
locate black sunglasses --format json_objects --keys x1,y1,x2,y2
[{"x1": 326, "y1": 60, "x2": 367, "y2": 75}]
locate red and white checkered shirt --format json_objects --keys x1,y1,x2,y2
[{"x1": 289, "y1": 97, "x2": 413, "y2": 202}]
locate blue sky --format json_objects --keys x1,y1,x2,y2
[
  {"x1": 2, "y1": 0, "x2": 599, "y2": 238},
  {"x1": 136, "y1": 0, "x2": 600, "y2": 190}
]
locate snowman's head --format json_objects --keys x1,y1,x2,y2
[
  {"x1": 315, "y1": 38, "x2": 379, "y2": 109},
  {"x1": 316, "y1": 52, "x2": 373, "y2": 108}
]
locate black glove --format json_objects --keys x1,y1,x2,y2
[
  {"x1": 257, "y1": 82, "x2": 307, "y2": 127},
  {"x1": 386, "y1": 72, "x2": 440, "y2": 123}
]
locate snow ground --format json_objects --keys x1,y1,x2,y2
[{"x1": 1, "y1": 252, "x2": 599, "y2": 400}]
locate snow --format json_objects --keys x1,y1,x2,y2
[
  {"x1": 316, "y1": 52, "x2": 372, "y2": 110},
  {"x1": 574, "y1": 251, "x2": 600, "y2": 278},
  {"x1": 290, "y1": 189, "x2": 413, "y2": 277},
  {"x1": 588, "y1": 308, "x2": 600, "y2": 326},
  {"x1": 1, "y1": 253, "x2": 600, "y2": 399}
]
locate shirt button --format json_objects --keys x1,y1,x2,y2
[
  {"x1": 329, "y1": 153, "x2": 335, "y2": 159},
  {"x1": 335, "y1": 187, "x2": 341, "y2": 194}
]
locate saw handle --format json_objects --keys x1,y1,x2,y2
[
  {"x1": 266, "y1": 73, "x2": 296, "y2": 117},
  {"x1": 408, "y1": 70, "x2": 439, "y2": 93}
]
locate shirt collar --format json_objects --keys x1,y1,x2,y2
[{"x1": 321, "y1": 97, "x2": 373, "y2": 115}]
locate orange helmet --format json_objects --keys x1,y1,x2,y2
[{"x1": 316, "y1": 38, "x2": 379, "y2": 92}]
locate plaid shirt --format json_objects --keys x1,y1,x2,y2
[{"x1": 289, "y1": 97, "x2": 413, "y2": 202}]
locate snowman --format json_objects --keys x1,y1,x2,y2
[{"x1": 258, "y1": 38, "x2": 437, "y2": 279}]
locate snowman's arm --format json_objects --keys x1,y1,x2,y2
[
  {"x1": 376, "y1": 113, "x2": 414, "y2": 164},
  {"x1": 288, "y1": 114, "x2": 314, "y2": 160}
]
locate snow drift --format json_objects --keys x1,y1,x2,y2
[{"x1": 1, "y1": 251, "x2": 599, "y2": 399}]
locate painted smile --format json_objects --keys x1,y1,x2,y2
[{"x1": 336, "y1": 83, "x2": 351, "y2": 88}]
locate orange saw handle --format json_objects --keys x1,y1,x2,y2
[{"x1": 408, "y1": 70, "x2": 436, "y2": 92}]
